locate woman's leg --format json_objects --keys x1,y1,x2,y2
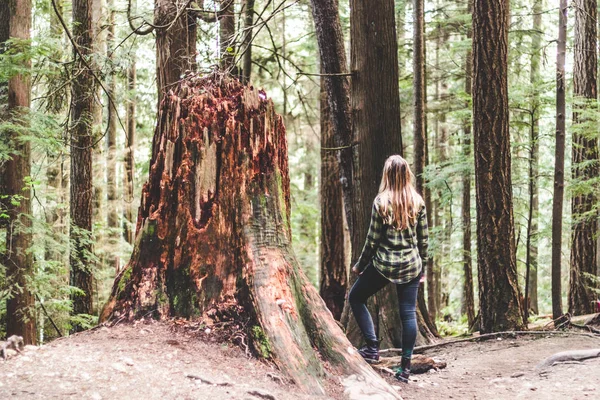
[
  {"x1": 395, "y1": 272, "x2": 421, "y2": 358},
  {"x1": 348, "y1": 264, "x2": 389, "y2": 342}
]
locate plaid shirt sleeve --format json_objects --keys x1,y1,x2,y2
[
  {"x1": 416, "y1": 205, "x2": 429, "y2": 274},
  {"x1": 354, "y1": 202, "x2": 383, "y2": 272}
]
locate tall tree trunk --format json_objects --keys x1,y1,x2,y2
[
  {"x1": 70, "y1": 0, "x2": 97, "y2": 328},
  {"x1": 100, "y1": 77, "x2": 400, "y2": 399},
  {"x1": 309, "y1": 0, "x2": 353, "y2": 234},
  {"x1": 106, "y1": 0, "x2": 119, "y2": 271},
  {"x1": 123, "y1": 57, "x2": 136, "y2": 245},
  {"x1": 316, "y1": 0, "x2": 347, "y2": 320},
  {"x1": 241, "y1": 0, "x2": 255, "y2": 82},
  {"x1": 1, "y1": 0, "x2": 36, "y2": 345},
  {"x1": 91, "y1": 0, "x2": 105, "y2": 263},
  {"x1": 472, "y1": 0, "x2": 524, "y2": 333},
  {"x1": 341, "y1": 0, "x2": 437, "y2": 348},
  {"x1": 551, "y1": 0, "x2": 567, "y2": 321},
  {"x1": 155, "y1": 0, "x2": 197, "y2": 101},
  {"x1": 219, "y1": 0, "x2": 235, "y2": 70},
  {"x1": 569, "y1": 0, "x2": 598, "y2": 315},
  {"x1": 525, "y1": 0, "x2": 542, "y2": 319},
  {"x1": 46, "y1": 0, "x2": 66, "y2": 266},
  {"x1": 413, "y1": 0, "x2": 438, "y2": 336},
  {"x1": 461, "y1": 0, "x2": 475, "y2": 326}
]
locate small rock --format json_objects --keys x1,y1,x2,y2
[
  {"x1": 511, "y1": 372, "x2": 524, "y2": 378},
  {"x1": 111, "y1": 363, "x2": 128, "y2": 373},
  {"x1": 121, "y1": 357, "x2": 134, "y2": 366}
]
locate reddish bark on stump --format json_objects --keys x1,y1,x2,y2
[{"x1": 101, "y1": 76, "x2": 400, "y2": 399}]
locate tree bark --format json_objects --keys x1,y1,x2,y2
[
  {"x1": 219, "y1": 0, "x2": 235, "y2": 70},
  {"x1": 155, "y1": 0, "x2": 197, "y2": 101},
  {"x1": 106, "y1": 0, "x2": 119, "y2": 271},
  {"x1": 241, "y1": 0, "x2": 255, "y2": 82},
  {"x1": 309, "y1": 0, "x2": 354, "y2": 235},
  {"x1": 461, "y1": 0, "x2": 475, "y2": 326},
  {"x1": 339, "y1": 0, "x2": 436, "y2": 348},
  {"x1": 124, "y1": 57, "x2": 136, "y2": 245},
  {"x1": 551, "y1": 0, "x2": 567, "y2": 321},
  {"x1": 70, "y1": 0, "x2": 97, "y2": 328},
  {"x1": 319, "y1": 57, "x2": 347, "y2": 321},
  {"x1": 1, "y1": 0, "x2": 36, "y2": 345},
  {"x1": 472, "y1": 0, "x2": 524, "y2": 333},
  {"x1": 569, "y1": 0, "x2": 598, "y2": 316},
  {"x1": 525, "y1": 0, "x2": 542, "y2": 319},
  {"x1": 101, "y1": 77, "x2": 400, "y2": 399}
]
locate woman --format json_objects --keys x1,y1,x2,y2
[{"x1": 349, "y1": 155, "x2": 428, "y2": 383}]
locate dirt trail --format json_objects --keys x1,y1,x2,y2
[
  {"x1": 396, "y1": 334, "x2": 600, "y2": 400},
  {"x1": 1, "y1": 322, "x2": 599, "y2": 399}
]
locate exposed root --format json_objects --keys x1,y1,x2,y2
[{"x1": 536, "y1": 348, "x2": 600, "y2": 371}]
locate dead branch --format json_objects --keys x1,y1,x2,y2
[{"x1": 380, "y1": 330, "x2": 600, "y2": 355}]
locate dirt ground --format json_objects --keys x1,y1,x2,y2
[
  {"x1": 397, "y1": 333, "x2": 600, "y2": 400},
  {"x1": 1, "y1": 321, "x2": 599, "y2": 400}
]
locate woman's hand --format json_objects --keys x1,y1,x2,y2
[
  {"x1": 352, "y1": 264, "x2": 362, "y2": 275},
  {"x1": 420, "y1": 274, "x2": 426, "y2": 284}
]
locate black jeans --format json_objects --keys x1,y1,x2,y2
[{"x1": 348, "y1": 264, "x2": 421, "y2": 358}]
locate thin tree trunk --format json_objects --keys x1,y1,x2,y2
[
  {"x1": 525, "y1": 0, "x2": 542, "y2": 319},
  {"x1": 123, "y1": 57, "x2": 136, "y2": 245},
  {"x1": 472, "y1": 0, "x2": 524, "y2": 333},
  {"x1": 241, "y1": 0, "x2": 255, "y2": 82},
  {"x1": 1, "y1": 0, "x2": 36, "y2": 345},
  {"x1": 413, "y1": 0, "x2": 438, "y2": 336},
  {"x1": 569, "y1": 0, "x2": 598, "y2": 316},
  {"x1": 101, "y1": 77, "x2": 401, "y2": 399},
  {"x1": 46, "y1": 0, "x2": 66, "y2": 264},
  {"x1": 91, "y1": 0, "x2": 105, "y2": 261},
  {"x1": 461, "y1": 0, "x2": 475, "y2": 326},
  {"x1": 219, "y1": 0, "x2": 235, "y2": 70},
  {"x1": 106, "y1": 0, "x2": 119, "y2": 271},
  {"x1": 70, "y1": 0, "x2": 97, "y2": 328},
  {"x1": 551, "y1": 0, "x2": 567, "y2": 321}
]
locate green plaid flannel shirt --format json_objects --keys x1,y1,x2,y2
[{"x1": 355, "y1": 199, "x2": 428, "y2": 284}]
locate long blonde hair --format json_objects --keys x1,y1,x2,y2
[{"x1": 376, "y1": 155, "x2": 424, "y2": 230}]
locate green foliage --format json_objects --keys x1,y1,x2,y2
[{"x1": 250, "y1": 325, "x2": 271, "y2": 358}]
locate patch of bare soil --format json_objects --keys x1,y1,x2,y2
[
  {"x1": 0, "y1": 321, "x2": 337, "y2": 400},
  {"x1": 2, "y1": 323, "x2": 599, "y2": 400},
  {"x1": 391, "y1": 334, "x2": 600, "y2": 400}
]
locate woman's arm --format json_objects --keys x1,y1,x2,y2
[
  {"x1": 416, "y1": 205, "x2": 429, "y2": 273},
  {"x1": 353, "y1": 202, "x2": 383, "y2": 273}
]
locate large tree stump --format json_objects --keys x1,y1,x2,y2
[{"x1": 101, "y1": 75, "x2": 400, "y2": 399}]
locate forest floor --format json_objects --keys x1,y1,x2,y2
[{"x1": 0, "y1": 320, "x2": 599, "y2": 400}]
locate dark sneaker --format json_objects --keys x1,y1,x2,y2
[
  {"x1": 357, "y1": 340, "x2": 380, "y2": 364},
  {"x1": 394, "y1": 356, "x2": 411, "y2": 383},
  {"x1": 394, "y1": 368, "x2": 410, "y2": 383}
]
